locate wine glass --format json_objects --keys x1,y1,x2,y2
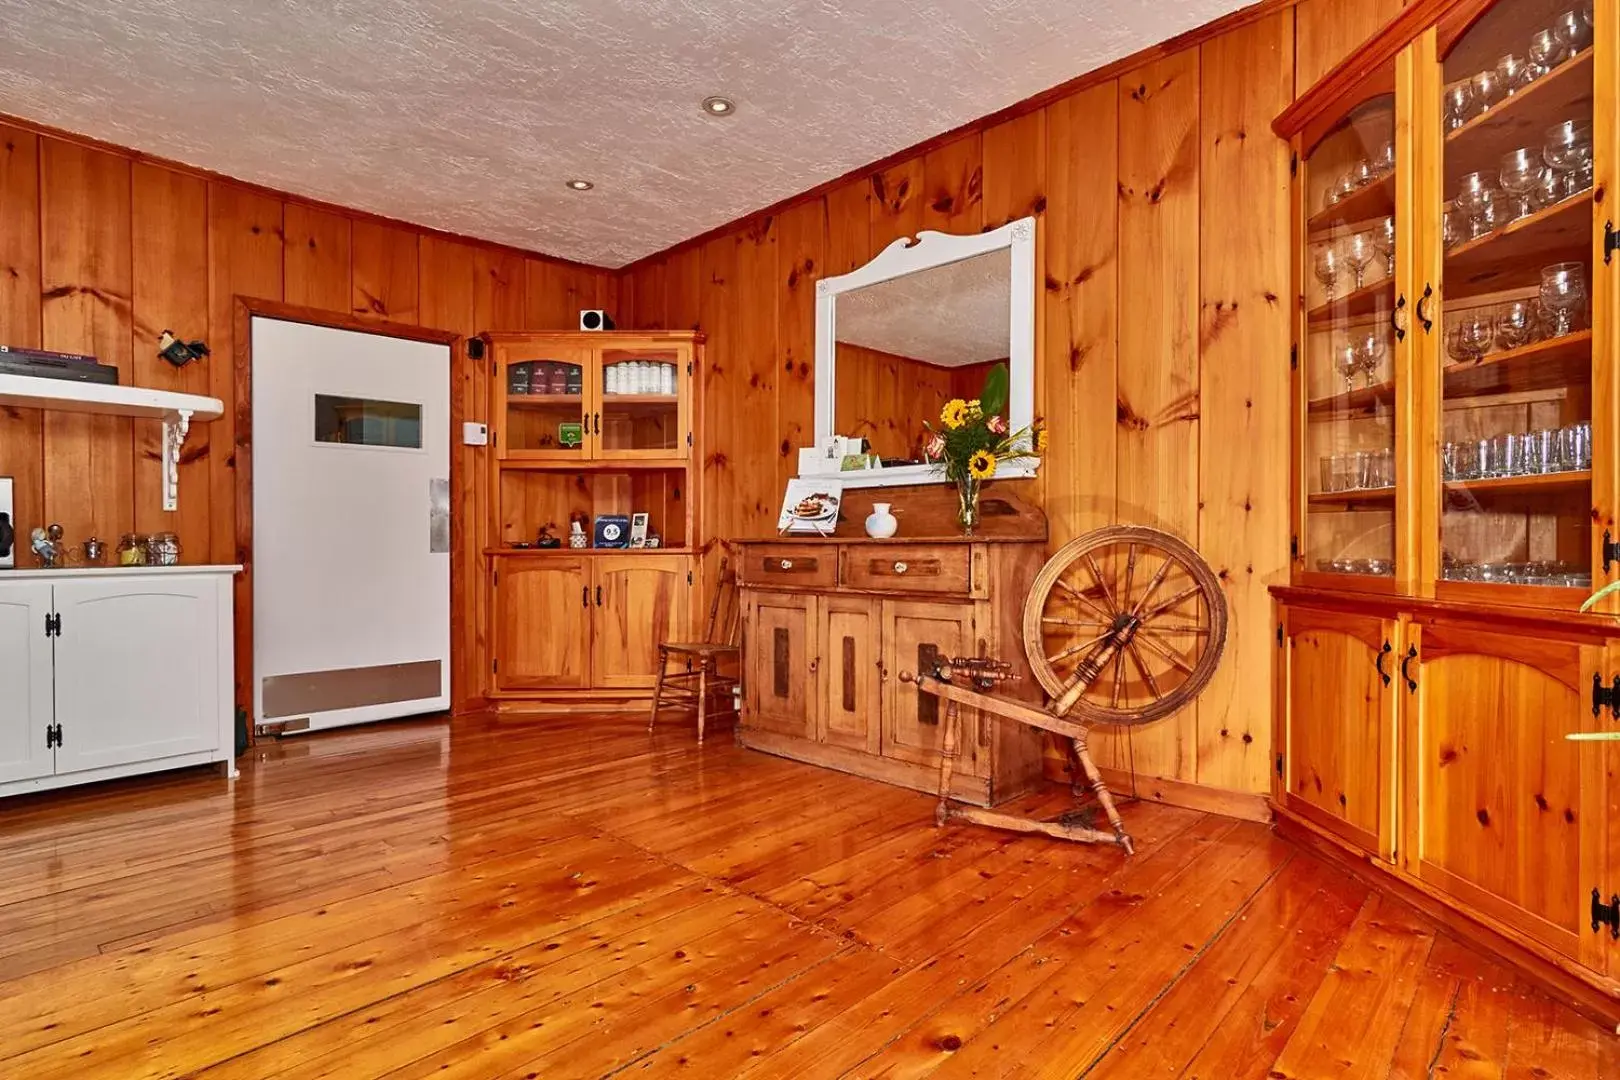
[
  {"x1": 1535, "y1": 165, "x2": 1564, "y2": 209},
  {"x1": 1454, "y1": 172, "x2": 1498, "y2": 239},
  {"x1": 1496, "y1": 299, "x2": 1538, "y2": 350},
  {"x1": 1347, "y1": 158, "x2": 1378, "y2": 189},
  {"x1": 1313, "y1": 243, "x2": 1342, "y2": 302},
  {"x1": 1528, "y1": 28, "x2": 1560, "y2": 78},
  {"x1": 1497, "y1": 53, "x2": 1533, "y2": 95},
  {"x1": 1442, "y1": 204, "x2": 1465, "y2": 249},
  {"x1": 1456, "y1": 311, "x2": 1494, "y2": 361},
  {"x1": 1470, "y1": 69, "x2": 1503, "y2": 113},
  {"x1": 1343, "y1": 232, "x2": 1375, "y2": 290},
  {"x1": 1545, "y1": 120, "x2": 1593, "y2": 196},
  {"x1": 1443, "y1": 81, "x2": 1474, "y2": 131},
  {"x1": 1352, "y1": 329, "x2": 1388, "y2": 387},
  {"x1": 1554, "y1": 9, "x2": 1592, "y2": 60},
  {"x1": 1373, "y1": 140, "x2": 1395, "y2": 176},
  {"x1": 1499, "y1": 147, "x2": 1542, "y2": 220},
  {"x1": 1332, "y1": 338, "x2": 1360, "y2": 391},
  {"x1": 1371, "y1": 216, "x2": 1396, "y2": 278},
  {"x1": 1539, "y1": 262, "x2": 1586, "y2": 336}
]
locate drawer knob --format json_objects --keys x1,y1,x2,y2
[
  {"x1": 779, "y1": 558, "x2": 793, "y2": 570},
  {"x1": 893, "y1": 561, "x2": 909, "y2": 574}
]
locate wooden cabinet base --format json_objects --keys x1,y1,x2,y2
[
  {"x1": 1275, "y1": 805, "x2": 1620, "y2": 1034},
  {"x1": 738, "y1": 726, "x2": 995, "y2": 806}
]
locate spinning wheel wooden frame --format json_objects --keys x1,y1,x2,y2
[{"x1": 903, "y1": 526, "x2": 1228, "y2": 853}]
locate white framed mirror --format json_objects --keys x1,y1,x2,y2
[{"x1": 811, "y1": 215, "x2": 1037, "y2": 489}]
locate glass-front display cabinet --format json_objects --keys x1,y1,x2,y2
[{"x1": 1278, "y1": 0, "x2": 1615, "y2": 611}]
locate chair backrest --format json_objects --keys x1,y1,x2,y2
[{"x1": 704, "y1": 557, "x2": 741, "y2": 646}]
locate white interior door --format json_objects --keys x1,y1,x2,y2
[{"x1": 252, "y1": 318, "x2": 451, "y2": 733}]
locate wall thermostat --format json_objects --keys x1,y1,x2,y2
[
  {"x1": 579, "y1": 309, "x2": 616, "y2": 332},
  {"x1": 461, "y1": 422, "x2": 488, "y2": 446}
]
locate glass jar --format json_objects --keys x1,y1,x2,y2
[
  {"x1": 116, "y1": 534, "x2": 147, "y2": 566},
  {"x1": 147, "y1": 532, "x2": 181, "y2": 566}
]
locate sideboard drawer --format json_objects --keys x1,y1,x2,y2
[
  {"x1": 842, "y1": 545, "x2": 972, "y2": 595},
  {"x1": 737, "y1": 544, "x2": 839, "y2": 589}
]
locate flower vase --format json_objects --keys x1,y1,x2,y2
[{"x1": 955, "y1": 475, "x2": 981, "y2": 535}]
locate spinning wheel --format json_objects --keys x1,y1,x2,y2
[
  {"x1": 904, "y1": 525, "x2": 1228, "y2": 855},
  {"x1": 1022, "y1": 525, "x2": 1227, "y2": 727}
]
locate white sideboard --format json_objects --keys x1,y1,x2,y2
[{"x1": 0, "y1": 565, "x2": 240, "y2": 798}]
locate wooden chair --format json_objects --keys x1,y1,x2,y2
[{"x1": 648, "y1": 557, "x2": 740, "y2": 743}]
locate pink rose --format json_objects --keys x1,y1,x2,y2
[
  {"x1": 987, "y1": 415, "x2": 1008, "y2": 435},
  {"x1": 924, "y1": 434, "x2": 945, "y2": 459}
]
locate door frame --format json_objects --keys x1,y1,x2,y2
[{"x1": 233, "y1": 298, "x2": 464, "y2": 742}]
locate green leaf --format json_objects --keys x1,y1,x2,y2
[
  {"x1": 980, "y1": 363, "x2": 1009, "y2": 418},
  {"x1": 1580, "y1": 580, "x2": 1620, "y2": 612}
]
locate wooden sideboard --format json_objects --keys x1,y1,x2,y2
[{"x1": 734, "y1": 485, "x2": 1047, "y2": 806}]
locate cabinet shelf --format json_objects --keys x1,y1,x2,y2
[
  {"x1": 1306, "y1": 279, "x2": 1395, "y2": 327},
  {"x1": 1308, "y1": 487, "x2": 1395, "y2": 509},
  {"x1": 507, "y1": 394, "x2": 583, "y2": 409},
  {"x1": 485, "y1": 546, "x2": 694, "y2": 557},
  {"x1": 1443, "y1": 470, "x2": 1590, "y2": 500},
  {"x1": 1444, "y1": 189, "x2": 1592, "y2": 300},
  {"x1": 1307, "y1": 172, "x2": 1395, "y2": 237},
  {"x1": 1444, "y1": 49, "x2": 1594, "y2": 186},
  {"x1": 1441, "y1": 329, "x2": 1591, "y2": 399}
]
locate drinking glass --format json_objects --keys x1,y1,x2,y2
[
  {"x1": 1499, "y1": 147, "x2": 1542, "y2": 220},
  {"x1": 1470, "y1": 69, "x2": 1503, "y2": 112},
  {"x1": 1373, "y1": 141, "x2": 1395, "y2": 176},
  {"x1": 1535, "y1": 165, "x2": 1565, "y2": 208},
  {"x1": 1539, "y1": 261, "x2": 1587, "y2": 336},
  {"x1": 1561, "y1": 422, "x2": 1593, "y2": 471},
  {"x1": 1319, "y1": 456, "x2": 1337, "y2": 493},
  {"x1": 1332, "y1": 339, "x2": 1360, "y2": 390},
  {"x1": 1372, "y1": 447, "x2": 1395, "y2": 489},
  {"x1": 1528, "y1": 28, "x2": 1560, "y2": 78},
  {"x1": 1443, "y1": 80, "x2": 1475, "y2": 131},
  {"x1": 1497, "y1": 53, "x2": 1533, "y2": 94},
  {"x1": 1454, "y1": 172, "x2": 1497, "y2": 239},
  {"x1": 1314, "y1": 243, "x2": 1342, "y2": 302},
  {"x1": 1553, "y1": 9, "x2": 1593, "y2": 60},
  {"x1": 1372, "y1": 216, "x2": 1396, "y2": 278},
  {"x1": 1530, "y1": 428, "x2": 1559, "y2": 474},
  {"x1": 1441, "y1": 441, "x2": 1463, "y2": 482},
  {"x1": 1352, "y1": 328, "x2": 1388, "y2": 386},
  {"x1": 1494, "y1": 433, "x2": 1524, "y2": 477},
  {"x1": 1545, "y1": 120, "x2": 1593, "y2": 196},
  {"x1": 1343, "y1": 232, "x2": 1375, "y2": 290},
  {"x1": 1496, "y1": 299, "x2": 1538, "y2": 350},
  {"x1": 1456, "y1": 310, "x2": 1494, "y2": 361},
  {"x1": 1442, "y1": 205, "x2": 1465, "y2": 249},
  {"x1": 1512, "y1": 431, "x2": 1544, "y2": 476},
  {"x1": 1347, "y1": 158, "x2": 1378, "y2": 189}
]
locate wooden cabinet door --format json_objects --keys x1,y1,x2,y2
[
  {"x1": 1404, "y1": 621, "x2": 1605, "y2": 966},
  {"x1": 881, "y1": 599, "x2": 978, "y2": 769},
  {"x1": 492, "y1": 343, "x2": 594, "y2": 463},
  {"x1": 52, "y1": 578, "x2": 220, "y2": 773},
  {"x1": 494, "y1": 557, "x2": 590, "y2": 690},
  {"x1": 592, "y1": 555, "x2": 689, "y2": 689},
  {"x1": 744, "y1": 591, "x2": 816, "y2": 738},
  {"x1": 1281, "y1": 607, "x2": 1399, "y2": 858},
  {"x1": 0, "y1": 581, "x2": 56, "y2": 784},
  {"x1": 818, "y1": 596, "x2": 881, "y2": 753}
]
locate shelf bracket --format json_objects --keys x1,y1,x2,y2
[{"x1": 161, "y1": 409, "x2": 193, "y2": 513}]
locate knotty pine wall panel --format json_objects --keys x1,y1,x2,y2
[
  {"x1": 618, "y1": 0, "x2": 1376, "y2": 797},
  {"x1": 0, "y1": 126, "x2": 44, "y2": 542}
]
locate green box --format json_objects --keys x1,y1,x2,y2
[{"x1": 558, "y1": 421, "x2": 584, "y2": 448}]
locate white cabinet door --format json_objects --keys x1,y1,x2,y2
[
  {"x1": 0, "y1": 582, "x2": 55, "y2": 784},
  {"x1": 52, "y1": 578, "x2": 220, "y2": 774}
]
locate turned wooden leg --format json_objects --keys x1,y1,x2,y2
[
  {"x1": 648, "y1": 646, "x2": 668, "y2": 732},
  {"x1": 1070, "y1": 731, "x2": 1133, "y2": 854},
  {"x1": 934, "y1": 699, "x2": 961, "y2": 826},
  {"x1": 696, "y1": 664, "x2": 708, "y2": 745}
]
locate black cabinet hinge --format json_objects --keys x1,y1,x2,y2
[
  {"x1": 1276, "y1": 622, "x2": 1283, "y2": 646},
  {"x1": 1605, "y1": 221, "x2": 1618, "y2": 265},
  {"x1": 686, "y1": 360, "x2": 693, "y2": 376},
  {"x1": 1289, "y1": 343, "x2": 1298, "y2": 370},
  {"x1": 687, "y1": 570, "x2": 694, "y2": 586},
  {"x1": 1592, "y1": 673, "x2": 1620, "y2": 718},
  {"x1": 1275, "y1": 752, "x2": 1284, "y2": 778},
  {"x1": 45, "y1": 723, "x2": 59, "y2": 749},
  {"x1": 43, "y1": 612, "x2": 60, "y2": 638},
  {"x1": 467, "y1": 338, "x2": 485, "y2": 360},
  {"x1": 1289, "y1": 535, "x2": 1299, "y2": 561},
  {"x1": 1289, "y1": 152, "x2": 1298, "y2": 178},
  {"x1": 493, "y1": 568, "x2": 498, "y2": 587},
  {"x1": 686, "y1": 431, "x2": 694, "y2": 447},
  {"x1": 1592, "y1": 888, "x2": 1620, "y2": 939},
  {"x1": 492, "y1": 658, "x2": 499, "y2": 674},
  {"x1": 1604, "y1": 530, "x2": 1619, "y2": 574}
]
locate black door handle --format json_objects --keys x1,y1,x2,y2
[
  {"x1": 1416, "y1": 283, "x2": 1434, "y2": 334},
  {"x1": 1391, "y1": 293, "x2": 1408, "y2": 342},
  {"x1": 593, "y1": 412, "x2": 601, "y2": 435},
  {"x1": 595, "y1": 585, "x2": 603, "y2": 607},
  {"x1": 1401, "y1": 644, "x2": 1418, "y2": 692},
  {"x1": 1375, "y1": 641, "x2": 1392, "y2": 687},
  {"x1": 582, "y1": 586, "x2": 589, "y2": 608}
]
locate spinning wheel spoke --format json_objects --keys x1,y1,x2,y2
[
  {"x1": 1046, "y1": 632, "x2": 1110, "y2": 667},
  {"x1": 1082, "y1": 553, "x2": 1119, "y2": 616},
  {"x1": 1127, "y1": 641, "x2": 1163, "y2": 700},
  {"x1": 1109, "y1": 649, "x2": 1127, "y2": 709},
  {"x1": 1121, "y1": 544, "x2": 1138, "y2": 612},
  {"x1": 1140, "y1": 622, "x2": 1210, "y2": 636},
  {"x1": 1053, "y1": 576, "x2": 1114, "y2": 623},
  {"x1": 1141, "y1": 584, "x2": 1203, "y2": 623},
  {"x1": 1128, "y1": 557, "x2": 1175, "y2": 619},
  {"x1": 1133, "y1": 631, "x2": 1196, "y2": 676},
  {"x1": 1041, "y1": 616, "x2": 1113, "y2": 629}
]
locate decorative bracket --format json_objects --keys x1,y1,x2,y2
[{"x1": 161, "y1": 409, "x2": 193, "y2": 513}]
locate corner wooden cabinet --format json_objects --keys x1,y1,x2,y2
[
  {"x1": 483, "y1": 330, "x2": 703, "y2": 705},
  {"x1": 1272, "y1": 0, "x2": 1620, "y2": 1021},
  {"x1": 734, "y1": 487, "x2": 1048, "y2": 807}
]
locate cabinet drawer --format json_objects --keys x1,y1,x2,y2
[
  {"x1": 843, "y1": 545, "x2": 972, "y2": 595},
  {"x1": 737, "y1": 545, "x2": 838, "y2": 589}
]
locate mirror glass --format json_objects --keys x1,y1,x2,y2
[{"x1": 834, "y1": 247, "x2": 1011, "y2": 464}]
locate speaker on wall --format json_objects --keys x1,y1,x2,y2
[{"x1": 580, "y1": 310, "x2": 616, "y2": 332}]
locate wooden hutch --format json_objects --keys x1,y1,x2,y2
[
  {"x1": 1273, "y1": 0, "x2": 1620, "y2": 1021},
  {"x1": 481, "y1": 331, "x2": 702, "y2": 704},
  {"x1": 734, "y1": 484, "x2": 1048, "y2": 806}
]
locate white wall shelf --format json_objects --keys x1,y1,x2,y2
[{"x1": 0, "y1": 374, "x2": 224, "y2": 512}]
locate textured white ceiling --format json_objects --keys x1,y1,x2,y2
[
  {"x1": 837, "y1": 248, "x2": 1009, "y2": 367},
  {"x1": 0, "y1": 0, "x2": 1254, "y2": 267}
]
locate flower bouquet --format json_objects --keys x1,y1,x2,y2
[{"x1": 922, "y1": 363, "x2": 1046, "y2": 534}]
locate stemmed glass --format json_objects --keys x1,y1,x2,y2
[
  {"x1": 1352, "y1": 329, "x2": 1388, "y2": 387},
  {"x1": 1454, "y1": 172, "x2": 1498, "y2": 239},
  {"x1": 1314, "y1": 243, "x2": 1342, "y2": 302},
  {"x1": 1470, "y1": 69, "x2": 1503, "y2": 113},
  {"x1": 1443, "y1": 81, "x2": 1474, "y2": 131},
  {"x1": 1528, "y1": 28, "x2": 1560, "y2": 78},
  {"x1": 1333, "y1": 338, "x2": 1360, "y2": 391},
  {"x1": 1497, "y1": 53, "x2": 1533, "y2": 95},
  {"x1": 1553, "y1": 9, "x2": 1593, "y2": 60},
  {"x1": 1454, "y1": 310, "x2": 1494, "y2": 362},
  {"x1": 1496, "y1": 299, "x2": 1539, "y2": 350},
  {"x1": 1372, "y1": 216, "x2": 1396, "y2": 279},
  {"x1": 1347, "y1": 158, "x2": 1378, "y2": 189},
  {"x1": 1343, "y1": 232, "x2": 1375, "y2": 290},
  {"x1": 1539, "y1": 262, "x2": 1586, "y2": 336},
  {"x1": 1373, "y1": 141, "x2": 1395, "y2": 176},
  {"x1": 1499, "y1": 148, "x2": 1542, "y2": 220},
  {"x1": 1545, "y1": 120, "x2": 1593, "y2": 196}
]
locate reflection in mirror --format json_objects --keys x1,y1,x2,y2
[{"x1": 834, "y1": 248, "x2": 1011, "y2": 463}]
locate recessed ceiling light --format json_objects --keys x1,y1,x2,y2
[
  {"x1": 564, "y1": 179, "x2": 594, "y2": 191},
  {"x1": 701, "y1": 96, "x2": 736, "y2": 117}
]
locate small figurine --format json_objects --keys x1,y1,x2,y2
[
  {"x1": 31, "y1": 523, "x2": 64, "y2": 568},
  {"x1": 536, "y1": 522, "x2": 561, "y2": 549}
]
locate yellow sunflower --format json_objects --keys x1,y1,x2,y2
[
  {"x1": 940, "y1": 398, "x2": 969, "y2": 430},
  {"x1": 967, "y1": 450, "x2": 997, "y2": 480},
  {"x1": 1036, "y1": 427, "x2": 1049, "y2": 452}
]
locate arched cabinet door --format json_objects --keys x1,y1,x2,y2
[
  {"x1": 1280, "y1": 605, "x2": 1401, "y2": 859},
  {"x1": 1402, "y1": 619, "x2": 1607, "y2": 968}
]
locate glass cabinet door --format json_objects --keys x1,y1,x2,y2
[
  {"x1": 1300, "y1": 78, "x2": 1402, "y2": 586},
  {"x1": 495, "y1": 345, "x2": 591, "y2": 461},
  {"x1": 595, "y1": 347, "x2": 690, "y2": 459},
  {"x1": 1433, "y1": 0, "x2": 1596, "y2": 603}
]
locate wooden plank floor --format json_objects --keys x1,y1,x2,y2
[{"x1": 0, "y1": 713, "x2": 1613, "y2": 1078}]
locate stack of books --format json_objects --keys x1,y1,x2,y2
[{"x1": 0, "y1": 346, "x2": 118, "y2": 385}]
